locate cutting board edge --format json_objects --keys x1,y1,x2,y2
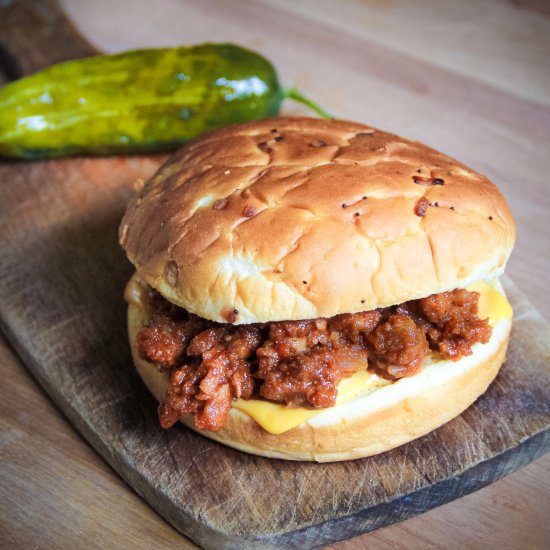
[
  {"x1": 2, "y1": 313, "x2": 549, "y2": 550},
  {"x1": 249, "y1": 429, "x2": 550, "y2": 550}
]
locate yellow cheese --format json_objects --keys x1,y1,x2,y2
[
  {"x1": 233, "y1": 398, "x2": 320, "y2": 435},
  {"x1": 233, "y1": 281, "x2": 512, "y2": 435},
  {"x1": 233, "y1": 370, "x2": 389, "y2": 435},
  {"x1": 467, "y1": 281, "x2": 513, "y2": 325}
]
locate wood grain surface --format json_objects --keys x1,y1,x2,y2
[
  {"x1": 1, "y1": 0, "x2": 550, "y2": 548},
  {"x1": 0, "y1": 0, "x2": 97, "y2": 78}
]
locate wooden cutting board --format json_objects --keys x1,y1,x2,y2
[
  {"x1": 0, "y1": 154, "x2": 549, "y2": 549},
  {"x1": 1, "y1": 1, "x2": 550, "y2": 548}
]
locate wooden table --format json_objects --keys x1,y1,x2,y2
[{"x1": 1, "y1": 1, "x2": 549, "y2": 548}]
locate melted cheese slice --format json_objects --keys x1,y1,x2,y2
[
  {"x1": 232, "y1": 280, "x2": 512, "y2": 435},
  {"x1": 467, "y1": 281, "x2": 513, "y2": 325},
  {"x1": 234, "y1": 371, "x2": 390, "y2": 435}
]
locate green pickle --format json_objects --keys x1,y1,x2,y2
[{"x1": 0, "y1": 43, "x2": 330, "y2": 159}]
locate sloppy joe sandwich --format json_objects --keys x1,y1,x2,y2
[{"x1": 119, "y1": 117, "x2": 515, "y2": 462}]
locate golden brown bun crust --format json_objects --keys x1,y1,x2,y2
[
  {"x1": 128, "y1": 300, "x2": 510, "y2": 462},
  {"x1": 120, "y1": 117, "x2": 515, "y2": 324}
]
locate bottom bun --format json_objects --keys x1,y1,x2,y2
[{"x1": 128, "y1": 303, "x2": 511, "y2": 462}]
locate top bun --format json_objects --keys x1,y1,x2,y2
[{"x1": 120, "y1": 117, "x2": 515, "y2": 324}]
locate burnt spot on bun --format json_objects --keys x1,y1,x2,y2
[
  {"x1": 413, "y1": 176, "x2": 445, "y2": 186},
  {"x1": 415, "y1": 197, "x2": 430, "y2": 217}
]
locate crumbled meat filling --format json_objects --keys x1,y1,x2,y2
[
  {"x1": 159, "y1": 326, "x2": 260, "y2": 430},
  {"x1": 368, "y1": 314, "x2": 429, "y2": 378},
  {"x1": 420, "y1": 289, "x2": 492, "y2": 359},
  {"x1": 255, "y1": 318, "x2": 373, "y2": 407},
  {"x1": 136, "y1": 288, "x2": 492, "y2": 431}
]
